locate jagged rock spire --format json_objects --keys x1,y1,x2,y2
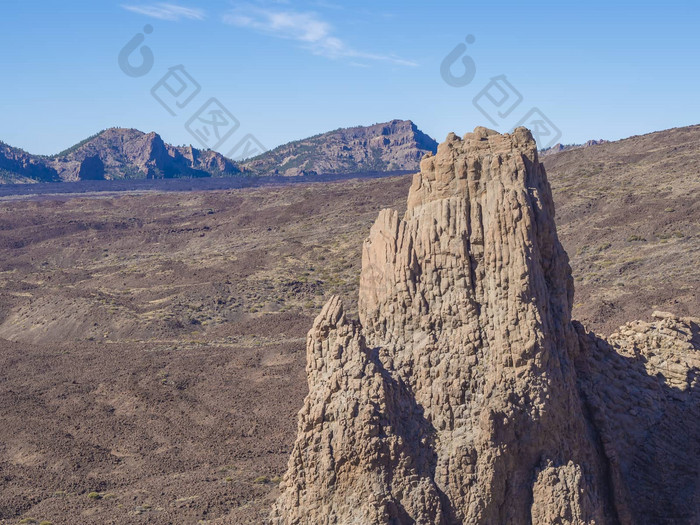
[{"x1": 270, "y1": 127, "x2": 700, "y2": 524}]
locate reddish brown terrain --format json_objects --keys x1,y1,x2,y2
[{"x1": 0, "y1": 125, "x2": 697, "y2": 524}]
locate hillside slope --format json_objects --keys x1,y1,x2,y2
[{"x1": 543, "y1": 123, "x2": 700, "y2": 332}]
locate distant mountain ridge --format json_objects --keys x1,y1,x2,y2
[
  {"x1": 241, "y1": 119, "x2": 438, "y2": 176},
  {"x1": 0, "y1": 128, "x2": 240, "y2": 183},
  {"x1": 540, "y1": 139, "x2": 609, "y2": 157},
  {"x1": 0, "y1": 120, "x2": 439, "y2": 184},
  {"x1": 1, "y1": 121, "x2": 622, "y2": 185}
]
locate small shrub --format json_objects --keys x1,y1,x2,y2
[
  {"x1": 87, "y1": 492, "x2": 101, "y2": 500},
  {"x1": 626, "y1": 235, "x2": 646, "y2": 242},
  {"x1": 253, "y1": 475, "x2": 270, "y2": 484}
]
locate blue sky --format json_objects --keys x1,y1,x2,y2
[{"x1": 1, "y1": 1, "x2": 698, "y2": 156}]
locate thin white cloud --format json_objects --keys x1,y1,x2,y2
[
  {"x1": 222, "y1": 7, "x2": 417, "y2": 66},
  {"x1": 122, "y1": 3, "x2": 205, "y2": 21}
]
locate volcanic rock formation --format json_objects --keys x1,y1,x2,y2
[
  {"x1": 242, "y1": 120, "x2": 438, "y2": 176},
  {"x1": 270, "y1": 127, "x2": 699, "y2": 524}
]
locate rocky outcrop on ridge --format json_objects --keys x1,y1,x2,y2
[
  {"x1": 0, "y1": 141, "x2": 60, "y2": 183},
  {"x1": 48, "y1": 128, "x2": 240, "y2": 181},
  {"x1": 0, "y1": 128, "x2": 240, "y2": 182},
  {"x1": 271, "y1": 127, "x2": 699, "y2": 524},
  {"x1": 242, "y1": 120, "x2": 438, "y2": 176}
]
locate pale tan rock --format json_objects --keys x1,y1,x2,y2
[
  {"x1": 269, "y1": 296, "x2": 447, "y2": 524},
  {"x1": 531, "y1": 461, "x2": 601, "y2": 525},
  {"x1": 271, "y1": 127, "x2": 699, "y2": 524}
]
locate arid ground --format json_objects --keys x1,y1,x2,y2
[{"x1": 0, "y1": 125, "x2": 698, "y2": 524}]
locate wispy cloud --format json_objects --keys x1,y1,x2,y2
[
  {"x1": 122, "y1": 3, "x2": 206, "y2": 21},
  {"x1": 222, "y1": 6, "x2": 417, "y2": 66}
]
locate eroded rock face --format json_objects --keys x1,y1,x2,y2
[
  {"x1": 270, "y1": 296, "x2": 448, "y2": 524},
  {"x1": 271, "y1": 127, "x2": 699, "y2": 524}
]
